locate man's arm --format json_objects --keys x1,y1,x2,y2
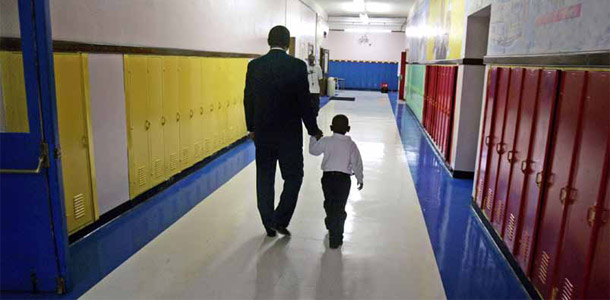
[
  {"x1": 243, "y1": 62, "x2": 255, "y2": 133},
  {"x1": 296, "y1": 61, "x2": 320, "y2": 136}
]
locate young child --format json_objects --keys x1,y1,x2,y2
[{"x1": 309, "y1": 114, "x2": 363, "y2": 249}]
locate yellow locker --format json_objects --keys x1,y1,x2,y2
[
  {"x1": 208, "y1": 58, "x2": 222, "y2": 154},
  {"x1": 161, "y1": 56, "x2": 181, "y2": 177},
  {"x1": 54, "y1": 53, "x2": 98, "y2": 234},
  {"x1": 235, "y1": 59, "x2": 249, "y2": 138},
  {"x1": 0, "y1": 51, "x2": 29, "y2": 133},
  {"x1": 178, "y1": 57, "x2": 193, "y2": 169},
  {"x1": 124, "y1": 55, "x2": 151, "y2": 198},
  {"x1": 190, "y1": 57, "x2": 204, "y2": 162},
  {"x1": 218, "y1": 60, "x2": 230, "y2": 148},
  {"x1": 146, "y1": 57, "x2": 165, "y2": 186},
  {"x1": 200, "y1": 57, "x2": 213, "y2": 159}
]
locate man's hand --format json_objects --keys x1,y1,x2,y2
[
  {"x1": 357, "y1": 182, "x2": 364, "y2": 190},
  {"x1": 249, "y1": 132, "x2": 255, "y2": 141},
  {"x1": 314, "y1": 129, "x2": 323, "y2": 141}
]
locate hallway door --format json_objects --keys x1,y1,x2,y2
[
  {"x1": 0, "y1": 0, "x2": 68, "y2": 293},
  {"x1": 398, "y1": 51, "x2": 407, "y2": 99}
]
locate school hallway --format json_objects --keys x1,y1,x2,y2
[{"x1": 73, "y1": 91, "x2": 526, "y2": 299}]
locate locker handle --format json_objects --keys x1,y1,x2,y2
[
  {"x1": 496, "y1": 143, "x2": 504, "y2": 154},
  {"x1": 176, "y1": 112, "x2": 180, "y2": 122},
  {"x1": 484, "y1": 136, "x2": 491, "y2": 146},
  {"x1": 81, "y1": 136, "x2": 88, "y2": 148},
  {"x1": 200, "y1": 107, "x2": 204, "y2": 115},
  {"x1": 161, "y1": 116, "x2": 166, "y2": 126},
  {"x1": 535, "y1": 172, "x2": 543, "y2": 187},
  {"x1": 507, "y1": 150, "x2": 515, "y2": 163},
  {"x1": 145, "y1": 120, "x2": 151, "y2": 130},
  {"x1": 210, "y1": 104, "x2": 214, "y2": 112},
  {"x1": 520, "y1": 160, "x2": 532, "y2": 173},
  {"x1": 559, "y1": 187, "x2": 576, "y2": 205},
  {"x1": 587, "y1": 207, "x2": 609, "y2": 227},
  {"x1": 190, "y1": 109, "x2": 194, "y2": 118}
]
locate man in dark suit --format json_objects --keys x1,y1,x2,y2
[{"x1": 244, "y1": 25, "x2": 322, "y2": 237}]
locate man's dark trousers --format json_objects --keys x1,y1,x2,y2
[
  {"x1": 321, "y1": 171, "x2": 351, "y2": 243},
  {"x1": 311, "y1": 93, "x2": 320, "y2": 116},
  {"x1": 256, "y1": 138, "x2": 304, "y2": 230}
]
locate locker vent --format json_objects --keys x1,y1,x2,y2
[
  {"x1": 476, "y1": 180, "x2": 484, "y2": 201},
  {"x1": 169, "y1": 153, "x2": 178, "y2": 171},
  {"x1": 507, "y1": 213, "x2": 516, "y2": 241},
  {"x1": 182, "y1": 149, "x2": 189, "y2": 163},
  {"x1": 73, "y1": 193, "x2": 85, "y2": 219},
  {"x1": 495, "y1": 201, "x2": 504, "y2": 223},
  {"x1": 485, "y1": 189, "x2": 493, "y2": 210},
  {"x1": 560, "y1": 278, "x2": 574, "y2": 300},
  {"x1": 137, "y1": 166, "x2": 147, "y2": 186},
  {"x1": 538, "y1": 251, "x2": 551, "y2": 284},
  {"x1": 520, "y1": 231, "x2": 531, "y2": 262},
  {"x1": 154, "y1": 159, "x2": 163, "y2": 178}
]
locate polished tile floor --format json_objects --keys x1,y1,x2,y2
[{"x1": 81, "y1": 91, "x2": 446, "y2": 299}]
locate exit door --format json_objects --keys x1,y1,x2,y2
[{"x1": 0, "y1": 0, "x2": 68, "y2": 293}]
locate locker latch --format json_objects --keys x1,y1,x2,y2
[
  {"x1": 559, "y1": 187, "x2": 576, "y2": 205},
  {"x1": 40, "y1": 142, "x2": 50, "y2": 169},
  {"x1": 587, "y1": 207, "x2": 609, "y2": 227}
]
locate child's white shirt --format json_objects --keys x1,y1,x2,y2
[{"x1": 309, "y1": 133, "x2": 364, "y2": 184}]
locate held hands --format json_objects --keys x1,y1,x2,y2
[
  {"x1": 357, "y1": 182, "x2": 364, "y2": 190},
  {"x1": 314, "y1": 129, "x2": 324, "y2": 141},
  {"x1": 249, "y1": 132, "x2": 255, "y2": 141}
]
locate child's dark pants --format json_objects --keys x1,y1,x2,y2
[{"x1": 321, "y1": 171, "x2": 351, "y2": 245}]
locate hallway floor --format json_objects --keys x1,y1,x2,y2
[{"x1": 81, "y1": 91, "x2": 447, "y2": 299}]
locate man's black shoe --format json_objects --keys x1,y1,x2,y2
[
  {"x1": 270, "y1": 225, "x2": 291, "y2": 236},
  {"x1": 265, "y1": 226, "x2": 276, "y2": 237},
  {"x1": 329, "y1": 239, "x2": 343, "y2": 249}
]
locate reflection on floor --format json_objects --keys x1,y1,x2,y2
[
  {"x1": 390, "y1": 92, "x2": 529, "y2": 299},
  {"x1": 80, "y1": 91, "x2": 446, "y2": 299}
]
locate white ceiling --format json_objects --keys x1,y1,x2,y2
[{"x1": 312, "y1": 0, "x2": 415, "y2": 18}]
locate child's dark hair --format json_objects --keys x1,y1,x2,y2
[{"x1": 331, "y1": 114, "x2": 350, "y2": 134}]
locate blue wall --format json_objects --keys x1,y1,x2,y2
[{"x1": 329, "y1": 61, "x2": 399, "y2": 91}]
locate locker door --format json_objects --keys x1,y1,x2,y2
[
  {"x1": 161, "y1": 56, "x2": 181, "y2": 177},
  {"x1": 435, "y1": 67, "x2": 444, "y2": 149},
  {"x1": 492, "y1": 68, "x2": 525, "y2": 233},
  {"x1": 483, "y1": 67, "x2": 511, "y2": 219},
  {"x1": 201, "y1": 57, "x2": 214, "y2": 158},
  {"x1": 178, "y1": 57, "x2": 192, "y2": 169},
  {"x1": 503, "y1": 69, "x2": 541, "y2": 252},
  {"x1": 220, "y1": 60, "x2": 231, "y2": 147},
  {"x1": 444, "y1": 66, "x2": 457, "y2": 161},
  {"x1": 531, "y1": 71, "x2": 587, "y2": 298},
  {"x1": 190, "y1": 57, "x2": 204, "y2": 162},
  {"x1": 235, "y1": 59, "x2": 249, "y2": 137},
  {"x1": 208, "y1": 58, "x2": 221, "y2": 154},
  {"x1": 429, "y1": 66, "x2": 438, "y2": 142},
  {"x1": 515, "y1": 70, "x2": 560, "y2": 273},
  {"x1": 147, "y1": 57, "x2": 165, "y2": 186},
  {"x1": 584, "y1": 165, "x2": 609, "y2": 300},
  {"x1": 423, "y1": 66, "x2": 431, "y2": 130},
  {"x1": 475, "y1": 67, "x2": 500, "y2": 208},
  {"x1": 124, "y1": 55, "x2": 151, "y2": 198},
  {"x1": 54, "y1": 54, "x2": 97, "y2": 233},
  {"x1": 552, "y1": 71, "x2": 609, "y2": 300}
]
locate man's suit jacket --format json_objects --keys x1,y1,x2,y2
[{"x1": 244, "y1": 49, "x2": 320, "y2": 144}]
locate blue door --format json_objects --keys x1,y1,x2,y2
[{"x1": 0, "y1": 0, "x2": 69, "y2": 293}]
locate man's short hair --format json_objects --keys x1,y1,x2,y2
[{"x1": 268, "y1": 25, "x2": 290, "y2": 48}]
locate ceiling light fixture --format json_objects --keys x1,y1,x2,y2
[{"x1": 359, "y1": 13, "x2": 370, "y2": 24}]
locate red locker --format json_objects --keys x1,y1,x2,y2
[
  {"x1": 492, "y1": 68, "x2": 525, "y2": 233},
  {"x1": 423, "y1": 67, "x2": 431, "y2": 130},
  {"x1": 483, "y1": 67, "x2": 511, "y2": 219},
  {"x1": 584, "y1": 165, "x2": 609, "y2": 299},
  {"x1": 445, "y1": 67, "x2": 457, "y2": 162},
  {"x1": 502, "y1": 69, "x2": 541, "y2": 250},
  {"x1": 475, "y1": 68, "x2": 500, "y2": 208},
  {"x1": 550, "y1": 71, "x2": 609, "y2": 300},
  {"x1": 514, "y1": 70, "x2": 559, "y2": 273},
  {"x1": 531, "y1": 71, "x2": 587, "y2": 298}
]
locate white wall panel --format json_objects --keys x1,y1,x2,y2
[
  {"x1": 326, "y1": 31, "x2": 405, "y2": 62},
  {"x1": 49, "y1": 0, "x2": 287, "y2": 55},
  {"x1": 286, "y1": 0, "x2": 317, "y2": 60},
  {"x1": 88, "y1": 54, "x2": 130, "y2": 214}
]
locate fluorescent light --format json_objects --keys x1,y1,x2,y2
[
  {"x1": 345, "y1": 28, "x2": 392, "y2": 33},
  {"x1": 359, "y1": 13, "x2": 370, "y2": 24},
  {"x1": 366, "y1": 2, "x2": 392, "y2": 13}
]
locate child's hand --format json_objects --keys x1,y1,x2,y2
[{"x1": 357, "y1": 182, "x2": 364, "y2": 190}]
